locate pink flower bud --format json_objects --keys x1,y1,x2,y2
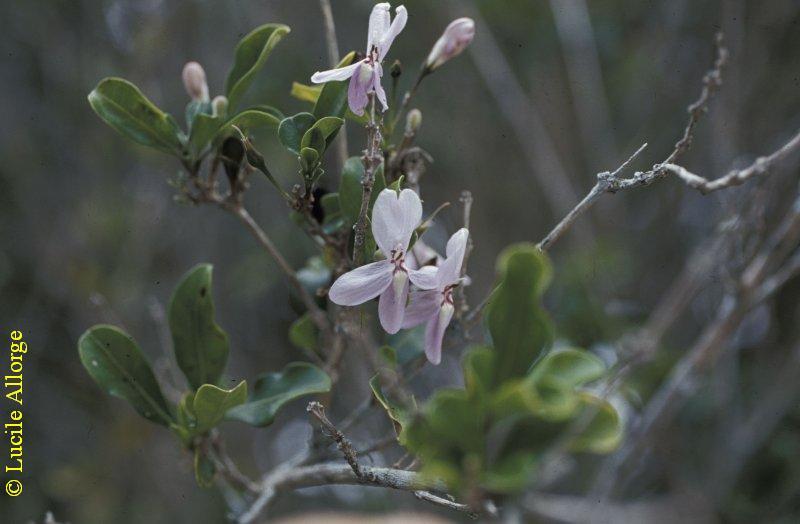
[
  {"x1": 425, "y1": 18, "x2": 475, "y2": 71},
  {"x1": 181, "y1": 61, "x2": 209, "y2": 101}
]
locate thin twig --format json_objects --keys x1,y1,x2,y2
[
  {"x1": 225, "y1": 204, "x2": 330, "y2": 335},
  {"x1": 536, "y1": 34, "x2": 728, "y2": 251},
  {"x1": 414, "y1": 490, "x2": 479, "y2": 519},
  {"x1": 352, "y1": 98, "x2": 383, "y2": 265},
  {"x1": 536, "y1": 143, "x2": 648, "y2": 252},
  {"x1": 307, "y1": 401, "x2": 362, "y2": 478},
  {"x1": 660, "y1": 128, "x2": 800, "y2": 194}
]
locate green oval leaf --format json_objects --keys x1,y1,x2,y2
[
  {"x1": 219, "y1": 109, "x2": 281, "y2": 139},
  {"x1": 278, "y1": 112, "x2": 316, "y2": 155},
  {"x1": 168, "y1": 264, "x2": 230, "y2": 390},
  {"x1": 189, "y1": 113, "x2": 223, "y2": 157},
  {"x1": 289, "y1": 313, "x2": 319, "y2": 356},
  {"x1": 529, "y1": 348, "x2": 606, "y2": 388},
  {"x1": 225, "y1": 24, "x2": 290, "y2": 110},
  {"x1": 369, "y1": 372, "x2": 409, "y2": 438},
  {"x1": 226, "y1": 362, "x2": 331, "y2": 426},
  {"x1": 291, "y1": 81, "x2": 369, "y2": 125},
  {"x1": 301, "y1": 116, "x2": 344, "y2": 155},
  {"x1": 87, "y1": 77, "x2": 184, "y2": 155},
  {"x1": 567, "y1": 393, "x2": 623, "y2": 453},
  {"x1": 338, "y1": 157, "x2": 386, "y2": 227},
  {"x1": 486, "y1": 244, "x2": 554, "y2": 384},
  {"x1": 193, "y1": 381, "x2": 248, "y2": 433},
  {"x1": 78, "y1": 325, "x2": 173, "y2": 426}
]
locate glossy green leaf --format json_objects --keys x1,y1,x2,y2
[
  {"x1": 481, "y1": 451, "x2": 538, "y2": 493},
  {"x1": 291, "y1": 81, "x2": 369, "y2": 125},
  {"x1": 293, "y1": 256, "x2": 331, "y2": 312},
  {"x1": 289, "y1": 313, "x2": 319, "y2": 355},
  {"x1": 320, "y1": 192, "x2": 341, "y2": 223},
  {"x1": 299, "y1": 147, "x2": 320, "y2": 172},
  {"x1": 78, "y1": 325, "x2": 173, "y2": 426},
  {"x1": 168, "y1": 264, "x2": 230, "y2": 390},
  {"x1": 193, "y1": 381, "x2": 248, "y2": 433},
  {"x1": 188, "y1": 113, "x2": 222, "y2": 156},
  {"x1": 567, "y1": 393, "x2": 623, "y2": 453},
  {"x1": 227, "y1": 363, "x2": 331, "y2": 426},
  {"x1": 339, "y1": 158, "x2": 386, "y2": 227},
  {"x1": 313, "y1": 51, "x2": 357, "y2": 119},
  {"x1": 463, "y1": 346, "x2": 495, "y2": 401},
  {"x1": 300, "y1": 116, "x2": 344, "y2": 154},
  {"x1": 290, "y1": 82, "x2": 322, "y2": 104},
  {"x1": 225, "y1": 23, "x2": 290, "y2": 109},
  {"x1": 186, "y1": 99, "x2": 212, "y2": 130},
  {"x1": 175, "y1": 392, "x2": 197, "y2": 442},
  {"x1": 87, "y1": 77, "x2": 183, "y2": 155},
  {"x1": 423, "y1": 389, "x2": 484, "y2": 454},
  {"x1": 194, "y1": 447, "x2": 216, "y2": 488},
  {"x1": 486, "y1": 244, "x2": 554, "y2": 384},
  {"x1": 529, "y1": 348, "x2": 606, "y2": 388},
  {"x1": 278, "y1": 112, "x2": 316, "y2": 155},
  {"x1": 386, "y1": 324, "x2": 425, "y2": 365},
  {"x1": 369, "y1": 373, "x2": 408, "y2": 437},
  {"x1": 218, "y1": 109, "x2": 281, "y2": 141}
]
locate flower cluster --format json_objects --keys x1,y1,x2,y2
[
  {"x1": 329, "y1": 189, "x2": 468, "y2": 364},
  {"x1": 311, "y1": 3, "x2": 475, "y2": 117},
  {"x1": 311, "y1": 3, "x2": 408, "y2": 116}
]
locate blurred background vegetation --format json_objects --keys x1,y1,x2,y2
[{"x1": 1, "y1": 0, "x2": 799, "y2": 522}]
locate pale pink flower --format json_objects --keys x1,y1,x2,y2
[
  {"x1": 311, "y1": 3, "x2": 407, "y2": 116},
  {"x1": 402, "y1": 228, "x2": 469, "y2": 365},
  {"x1": 328, "y1": 189, "x2": 436, "y2": 334},
  {"x1": 425, "y1": 18, "x2": 475, "y2": 71}
]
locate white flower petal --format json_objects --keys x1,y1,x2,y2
[
  {"x1": 311, "y1": 62, "x2": 361, "y2": 83},
  {"x1": 367, "y1": 3, "x2": 391, "y2": 54},
  {"x1": 402, "y1": 289, "x2": 439, "y2": 329},
  {"x1": 408, "y1": 265, "x2": 438, "y2": 290},
  {"x1": 347, "y1": 63, "x2": 373, "y2": 116},
  {"x1": 437, "y1": 228, "x2": 469, "y2": 286},
  {"x1": 372, "y1": 189, "x2": 404, "y2": 256},
  {"x1": 328, "y1": 260, "x2": 393, "y2": 305},
  {"x1": 373, "y1": 70, "x2": 389, "y2": 112},
  {"x1": 425, "y1": 302, "x2": 454, "y2": 365},
  {"x1": 378, "y1": 272, "x2": 409, "y2": 334},
  {"x1": 377, "y1": 5, "x2": 408, "y2": 60},
  {"x1": 397, "y1": 189, "x2": 423, "y2": 247}
]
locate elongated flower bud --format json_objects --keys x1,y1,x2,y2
[
  {"x1": 405, "y1": 109, "x2": 422, "y2": 135},
  {"x1": 211, "y1": 95, "x2": 228, "y2": 118},
  {"x1": 425, "y1": 18, "x2": 475, "y2": 71},
  {"x1": 182, "y1": 61, "x2": 209, "y2": 102}
]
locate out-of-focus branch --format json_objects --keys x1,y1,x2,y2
[
  {"x1": 594, "y1": 192, "x2": 800, "y2": 497},
  {"x1": 709, "y1": 341, "x2": 800, "y2": 498},
  {"x1": 318, "y1": 0, "x2": 348, "y2": 169},
  {"x1": 451, "y1": 3, "x2": 589, "y2": 240},
  {"x1": 549, "y1": 0, "x2": 618, "y2": 164}
]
